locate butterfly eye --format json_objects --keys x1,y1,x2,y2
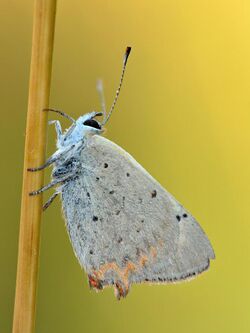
[{"x1": 83, "y1": 119, "x2": 101, "y2": 130}]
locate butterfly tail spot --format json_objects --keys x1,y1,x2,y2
[
  {"x1": 88, "y1": 274, "x2": 103, "y2": 291},
  {"x1": 114, "y1": 281, "x2": 129, "y2": 300},
  {"x1": 88, "y1": 274, "x2": 130, "y2": 299}
]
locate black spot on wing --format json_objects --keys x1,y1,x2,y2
[
  {"x1": 151, "y1": 190, "x2": 157, "y2": 198},
  {"x1": 104, "y1": 163, "x2": 108, "y2": 168},
  {"x1": 93, "y1": 216, "x2": 98, "y2": 221},
  {"x1": 176, "y1": 215, "x2": 181, "y2": 222},
  {"x1": 123, "y1": 255, "x2": 130, "y2": 264}
]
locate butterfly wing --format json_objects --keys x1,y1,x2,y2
[{"x1": 61, "y1": 135, "x2": 215, "y2": 299}]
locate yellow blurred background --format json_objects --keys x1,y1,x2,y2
[{"x1": 1, "y1": 0, "x2": 250, "y2": 332}]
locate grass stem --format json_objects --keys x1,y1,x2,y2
[{"x1": 12, "y1": 1, "x2": 57, "y2": 332}]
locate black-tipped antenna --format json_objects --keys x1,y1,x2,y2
[
  {"x1": 43, "y1": 108, "x2": 76, "y2": 123},
  {"x1": 102, "y1": 46, "x2": 131, "y2": 125}
]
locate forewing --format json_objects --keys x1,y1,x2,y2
[{"x1": 61, "y1": 135, "x2": 215, "y2": 299}]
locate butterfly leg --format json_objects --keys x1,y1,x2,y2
[
  {"x1": 49, "y1": 120, "x2": 63, "y2": 145},
  {"x1": 29, "y1": 176, "x2": 72, "y2": 196},
  {"x1": 96, "y1": 79, "x2": 106, "y2": 120},
  {"x1": 27, "y1": 155, "x2": 59, "y2": 172},
  {"x1": 27, "y1": 144, "x2": 75, "y2": 172},
  {"x1": 43, "y1": 191, "x2": 59, "y2": 211}
]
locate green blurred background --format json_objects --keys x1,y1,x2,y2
[{"x1": 1, "y1": 0, "x2": 250, "y2": 332}]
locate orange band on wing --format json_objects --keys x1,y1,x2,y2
[{"x1": 93, "y1": 245, "x2": 158, "y2": 289}]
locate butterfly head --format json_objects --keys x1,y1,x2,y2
[{"x1": 59, "y1": 111, "x2": 104, "y2": 148}]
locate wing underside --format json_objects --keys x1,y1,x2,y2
[{"x1": 61, "y1": 135, "x2": 215, "y2": 299}]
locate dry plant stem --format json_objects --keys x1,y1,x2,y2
[{"x1": 12, "y1": 1, "x2": 57, "y2": 332}]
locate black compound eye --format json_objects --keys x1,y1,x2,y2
[{"x1": 83, "y1": 119, "x2": 101, "y2": 129}]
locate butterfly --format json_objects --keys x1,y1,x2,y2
[{"x1": 29, "y1": 47, "x2": 215, "y2": 299}]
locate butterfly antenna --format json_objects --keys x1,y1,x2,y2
[
  {"x1": 96, "y1": 79, "x2": 107, "y2": 121},
  {"x1": 102, "y1": 46, "x2": 131, "y2": 125},
  {"x1": 43, "y1": 108, "x2": 76, "y2": 123}
]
